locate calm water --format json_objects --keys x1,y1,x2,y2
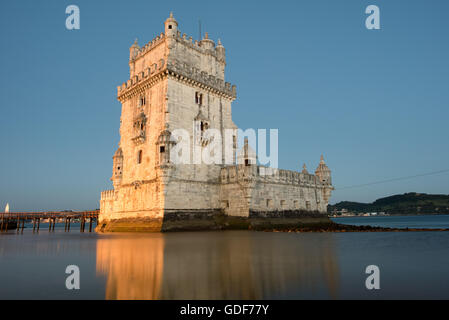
[
  {"x1": 331, "y1": 214, "x2": 449, "y2": 229},
  {"x1": 1, "y1": 216, "x2": 449, "y2": 300}
]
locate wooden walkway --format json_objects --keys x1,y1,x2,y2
[{"x1": 0, "y1": 210, "x2": 99, "y2": 233}]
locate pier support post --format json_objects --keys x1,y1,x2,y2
[
  {"x1": 89, "y1": 217, "x2": 93, "y2": 233},
  {"x1": 37, "y1": 218, "x2": 40, "y2": 232},
  {"x1": 67, "y1": 218, "x2": 71, "y2": 232},
  {"x1": 52, "y1": 218, "x2": 56, "y2": 232},
  {"x1": 21, "y1": 219, "x2": 25, "y2": 233}
]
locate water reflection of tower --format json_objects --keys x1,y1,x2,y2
[
  {"x1": 161, "y1": 232, "x2": 340, "y2": 299},
  {"x1": 96, "y1": 235, "x2": 164, "y2": 300},
  {"x1": 95, "y1": 232, "x2": 340, "y2": 300},
  {"x1": 256, "y1": 233, "x2": 340, "y2": 299},
  {"x1": 161, "y1": 232, "x2": 259, "y2": 299}
]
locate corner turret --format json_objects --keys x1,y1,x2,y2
[
  {"x1": 129, "y1": 39, "x2": 140, "y2": 61},
  {"x1": 200, "y1": 32, "x2": 215, "y2": 51},
  {"x1": 301, "y1": 163, "x2": 308, "y2": 174},
  {"x1": 237, "y1": 138, "x2": 257, "y2": 165},
  {"x1": 315, "y1": 155, "x2": 332, "y2": 185},
  {"x1": 216, "y1": 39, "x2": 226, "y2": 63},
  {"x1": 164, "y1": 12, "x2": 178, "y2": 37},
  {"x1": 112, "y1": 147, "x2": 123, "y2": 189}
]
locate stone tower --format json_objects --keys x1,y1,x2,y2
[
  {"x1": 100, "y1": 13, "x2": 238, "y2": 231},
  {"x1": 99, "y1": 13, "x2": 333, "y2": 232},
  {"x1": 315, "y1": 155, "x2": 332, "y2": 204}
]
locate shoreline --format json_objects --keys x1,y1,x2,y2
[
  {"x1": 330, "y1": 213, "x2": 449, "y2": 218},
  {"x1": 266, "y1": 222, "x2": 449, "y2": 233}
]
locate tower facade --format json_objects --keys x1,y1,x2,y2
[
  {"x1": 99, "y1": 13, "x2": 237, "y2": 231},
  {"x1": 99, "y1": 13, "x2": 333, "y2": 232}
]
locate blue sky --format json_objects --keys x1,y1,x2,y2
[{"x1": 1, "y1": 0, "x2": 448, "y2": 211}]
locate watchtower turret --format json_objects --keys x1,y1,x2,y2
[
  {"x1": 237, "y1": 138, "x2": 257, "y2": 166},
  {"x1": 200, "y1": 32, "x2": 215, "y2": 51},
  {"x1": 315, "y1": 155, "x2": 332, "y2": 185},
  {"x1": 129, "y1": 39, "x2": 140, "y2": 61},
  {"x1": 216, "y1": 39, "x2": 226, "y2": 63},
  {"x1": 301, "y1": 163, "x2": 308, "y2": 174},
  {"x1": 164, "y1": 12, "x2": 178, "y2": 38},
  {"x1": 111, "y1": 147, "x2": 123, "y2": 189}
]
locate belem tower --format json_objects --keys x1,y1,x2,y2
[{"x1": 98, "y1": 13, "x2": 333, "y2": 232}]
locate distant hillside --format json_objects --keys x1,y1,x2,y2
[{"x1": 328, "y1": 193, "x2": 449, "y2": 215}]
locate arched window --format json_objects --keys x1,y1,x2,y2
[
  {"x1": 195, "y1": 92, "x2": 203, "y2": 105},
  {"x1": 138, "y1": 95, "x2": 146, "y2": 107}
]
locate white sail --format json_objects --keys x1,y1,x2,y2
[{"x1": 5, "y1": 203, "x2": 9, "y2": 213}]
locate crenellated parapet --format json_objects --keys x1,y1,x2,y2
[
  {"x1": 129, "y1": 33, "x2": 166, "y2": 62},
  {"x1": 117, "y1": 58, "x2": 166, "y2": 101},
  {"x1": 220, "y1": 165, "x2": 332, "y2": 189},
  {"x1": 166, "y1": 58, "x2": 236, "y2": 99},
  {"x1": 117, "y1": 57, "x2": 236, "y2": 101},
  {"x1": 120, "y1": 13, "x2": 232, "y2": 102},
  {"x1": 101, "y1": 189, "x2": 115, "y2": 200},
  {"x1": 172, "y1": 31, "x2": 225, "y2": 63}
]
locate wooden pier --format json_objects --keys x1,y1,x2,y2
[{"x1": 0, "y1": 210, "x2": 99, "y2": 233}]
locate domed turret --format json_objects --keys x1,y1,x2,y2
[
  {"x1": 216, "y1": 38, "x2": 226, "y2": 63},
  {"x1": 200, "y1": 32, "x2": 215, "y2": 51},
  {"x1": 112, "y1": 147, "x2": 124, "y2": 188},
  {"x1": 301, "y1": 163, "x2": 308, "y2": 174},
  {"x1": 129, "y1": 38, "x2": 140, "y2": 61},
  {"x1": 237, "y1": 138, "x2": 257, "y2": 166},
  {"x1": 315, "y1": 155, "x2": 332, "y2": 185},
  {"x1": 164, "y1": 12, "x2": 178, "y2": 37}
]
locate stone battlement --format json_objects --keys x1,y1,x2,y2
[
  {"x1": 167, "y1": 58, "x2": 236, "y2": 98},
  {"x1": 101, "y1": 189, "x2": 114, "y2": 200},
  {"x1": 174, "y1": 31, "x2": 224, "y2": 61},
  {"x1": 117, "y1": 59, "x2": 166, "y2": 97},
  {"x1": 220, "y1": 165, "x2": 329, "y2": 187},
  {"x1": 130, "y1": 29, "x2": 223, "y2": 62},
  {"x1": 129, "y1": 32, "x2": 166, "y2": 62},
  {"x1": 117, "y1": 58, "x2": 236, "y2": 99}
]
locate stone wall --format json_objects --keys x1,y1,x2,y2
[{"x1": 219, "y1": 165, "x2": 332, "y2": 217}]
